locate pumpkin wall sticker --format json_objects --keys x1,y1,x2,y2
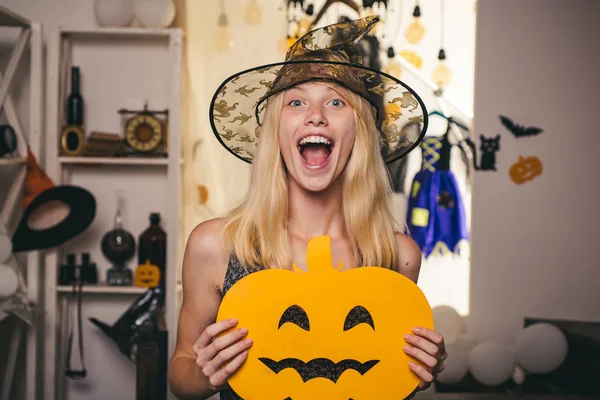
[
  {"x1": 509, "y1": 155, "x2": 543, "y2": 185},
  {"x1": 216, "y1": 235, "x2": 434, "y2": 400}
]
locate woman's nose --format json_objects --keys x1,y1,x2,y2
[{"x1": 305, "y1": 104, "x2": 328, "y2": 126}]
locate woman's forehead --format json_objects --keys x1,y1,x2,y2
[{"x1": 285, "y1": 82, "x2": 347, "y2": 96}]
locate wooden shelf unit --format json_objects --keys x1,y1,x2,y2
[
  {"x1": 44, "y1": 26, "x2": 182, "y2": 400},
  {"x1": 56, "y1": 284, "x2": 149, "y2": 295},
  {"x1": 58, "y1": 156, "x2": 170, "y2": 166},
  {"x1": 0, "y1": 6, "x2": 43, "y2": 400}
]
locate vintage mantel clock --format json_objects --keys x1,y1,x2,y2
[{"x1": 118, "y1": 102, "x2": 168, "y2": 156}]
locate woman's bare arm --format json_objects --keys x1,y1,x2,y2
[
  {"x1": 168, "y1": 218, "x2": 228, "y2": 399},
  {"x1": 394, "y1": 232, "x2": 423, "y2": 283}
]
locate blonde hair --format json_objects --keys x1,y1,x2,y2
[{"x1": 221, "y1": 84, "x2": 400, "y2": 271}]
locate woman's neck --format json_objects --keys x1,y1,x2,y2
[{"x1": 287, "y1": 177, "x2": 346, "y2": 241}]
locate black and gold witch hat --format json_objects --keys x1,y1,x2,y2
[{"x1": 209, "y1": 15, "x2": 428, "y2": 164}]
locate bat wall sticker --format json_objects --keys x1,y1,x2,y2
[{"x1": 499, "y1": 115, "x2": 544, "y2": 138}]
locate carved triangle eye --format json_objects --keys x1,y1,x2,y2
[
  {"x1": 343, "y1": 305, "x2": 374, "y2": 331},
  {"x1": 278, "y1": 305, "x2": 310, "y2": 331}
]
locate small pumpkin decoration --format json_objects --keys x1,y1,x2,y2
[
  {"x1": 134, "y1": 260, "x2": 161, "y2": 288},
  {"x1": 509, "y1": 155, "x2": 543, "y2": 185},
  {"x1": 217, "y1": 235, "x2": 434, "y2": 399}
]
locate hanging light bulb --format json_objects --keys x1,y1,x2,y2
[
  {"x1": 244, "y1": 0, "x2": 262, "y2": 25},
  {"x1": 297, "y1": 17, "x2": 312, "y2": 37},
  {"x1": 405, "y1": 2, "x2": 425, "y2": 44},
  {"x1": 382, "y1": 47, "x2": 402, "y2": 78},
  {"x1": 214, "y1": 9, "x2": 232, "y2": 53},
  {"x1": 400, "y1": 50, "x2": 423, "y2": 69},
  {"x1": 432, "y1": 48, "x2": 452, "y2": 87}
]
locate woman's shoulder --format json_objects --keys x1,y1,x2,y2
[
  {"x1": 184, "y1": 217, "x2": 230, "y2": 275},
  {"x1": 393, "y1": 232, "x2": 423, "y2": 283}
]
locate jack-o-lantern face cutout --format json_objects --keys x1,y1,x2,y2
[
  {"x1": 217, "y1": 236, "x2": 434, "y2": 400},
  {"x1": 134, "y1": 260, "x2": 161, "y2": 288},
  {"x1": 509, "y1": 155, "x2": 543, "y2": 185}
]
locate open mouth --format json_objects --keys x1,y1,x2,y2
[
  {"x1": 297, "y1": 135, "x2": 334, "y2": 167},
  {"x1": 259, "y1": 357, "x2": 379, "y2": 383}
]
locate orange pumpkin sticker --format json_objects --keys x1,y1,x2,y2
[
  {"x1": 509, "y1": 155, "x2": 543, "y2": 185},
  {"x1": 217, "y1": 235, "x2": 434, "y2": 399}
]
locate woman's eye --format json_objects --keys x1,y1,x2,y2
[
  {"x1": 330, "y1": 99, "x2": 345, "y2": 107},
  {"x1": 289, "y1": 99, "x2": 304, "y2": 107}
]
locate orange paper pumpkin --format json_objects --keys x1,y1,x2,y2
[
  {"x1": 134, "y1": 260, "x2": 161, "y2": 288},
  {"x1": 509, "y1": 155, "x2": 543, "y2": 184},
  {"x1": 217, "y1": 236, "x2": 434, "y2": 400}
]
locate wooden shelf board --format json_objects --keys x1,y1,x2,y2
[
  {"x1": 60, "y1": 27, "x2": 175, "y2": 39},
  {"x1": 0, "y1": 157, "x2": 26, "y2": 166},
  {"x1": 56, "y1": 284, "x2": 149, "y2": 294},
  {"x1": 59, "y1": 156, "x2": 169, "y2": 166},
  {"x1": 0, "y1": 5, "x2": 30, "y2": 27}
]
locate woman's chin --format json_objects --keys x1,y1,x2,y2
[{"x1": 298, "y1": 179, "x2": 332, "y2": 193}]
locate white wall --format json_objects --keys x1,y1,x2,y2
[{"x1": 468, "y1": 0, "x2": 600, "y2": 341}]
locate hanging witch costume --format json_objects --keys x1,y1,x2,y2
[
  {"x1": 208, "y1": 16, "x2": 430, "y2": 400},
  {"x1": 405, "y1": 118, "x2": 470, "y2": 258}
]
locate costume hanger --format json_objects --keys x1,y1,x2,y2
[
  {"x1": 428, "y1": 110, "x2": 469, "y2": 132},
  {"x1": 310, "y1": 0, "x2": 361, "y2": 28},
  {"x1": 432, "y1": 97, "x2": 475, "y2": 187}
]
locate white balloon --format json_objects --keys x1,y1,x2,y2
[
  {"x1": 94, "y1": 0, "x2": 135, "y2": 27},
  {"x1": 0, "y1": 233, "x2": 12, "y2": 263},
  {"x1": 0, "y1": 264, "x2": 19, "y2": 298},
  {"x1": 454, "y1": 334, "x2": 478, "y2": 352},
  {"x1": 469, "y1": 340, "x2": 515, "y2": 386},
  {"x1": 437, "y1": 341, "x2": 471, "y2": 384},
  {"x1": 515, "y1": 323, "x2": 568, "y2": 374},
  {"x1": 432, "y1": 305, "x2": 463, "y2": 344}
]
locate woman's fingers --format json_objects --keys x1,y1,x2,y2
[
  {"x1": 404, "y1": 343, "x2": 438, "y2": 369},
  {"x1": 411, "y1": 327, "x2": 447, "y2": 360},
  {"x1": 194, "y1": 318, "x2": 238, "y2": 352},
  {"x1": 404, "y1": 333, "x2": 439, "y2": 361},
  {"x1": 202, "y1": 336, "x2": 253, "y2": 377},
  {"x1": 409, "y1": 361, "x2": 435, "y2": 385},
  {"x1": 201, "y1": 327, "x2": 249, "y2": 364},
  {"x1": 208, "y1": 349, "x2": 250, "y2": 388}
]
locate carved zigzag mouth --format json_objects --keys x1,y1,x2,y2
[{"x1": 258, "y1": 357, "x2": 379, "y2": 383}]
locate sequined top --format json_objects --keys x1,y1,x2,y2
[{"x1": 219, "y1": 252, "x2": 263, "y2": 400}]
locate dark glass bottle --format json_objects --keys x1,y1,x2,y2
[
  {"x1": 67, "y1": 66, "x2": 84, "y2": 125},
  {"x1": 138, "y1": 213, "x2": 167, "y2": 290}
]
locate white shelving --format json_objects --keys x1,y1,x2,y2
[
  {"x1": 44, "y1": 26, "x2": 182, "y2": 400},
  {"x1": 0, "y1": 157, "x2": 26, "y2": 166},
  {"x1": 0, "y1": 5, "x2": 43, "y2": 400},
  {"x1": 59, "y1": 156, "x2": 170, "y2": 166},
  {"x1": 56, "y1": 284, "x2": 148, "y2": 295}
]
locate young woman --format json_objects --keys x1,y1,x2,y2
[{"x1": 168, "y1": 16, "x2": 446, "y2": 400}]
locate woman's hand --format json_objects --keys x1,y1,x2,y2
[
  {"x1": 404, "y1": 326, "x2": 447, "y2": 391},
  {"x1": 192, "y1": 318, "x2": 253, "y2": 391}
]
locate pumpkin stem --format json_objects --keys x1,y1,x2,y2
[{"x1": 305, "y1": 235, "x2": 335, "y2": 274}]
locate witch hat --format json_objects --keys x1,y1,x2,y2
[{"x1": 12, "y1": 147, "x2": 96, "y2": 253}]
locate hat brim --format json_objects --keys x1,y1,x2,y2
[
  {"x1": 12, "y1": 185, "x2": 96, "y2": 253},
  {"x1": 209, "y1": 60, "x2": 428, "y2": 165}
]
